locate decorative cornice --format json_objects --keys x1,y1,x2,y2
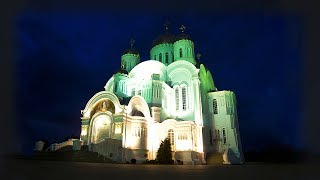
[
  {"x1": 173, "y1": 39, "x2": 194, "y2": 45},
  {"x1": 151, "y1": 43, "x2": 174, "y2": 49},
  {"x1": 121, "y1": 53, "x2": 140, "y2": 58}
]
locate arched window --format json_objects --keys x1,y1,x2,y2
[
  {"x1": 138, "y1": 90, "x2": 142, "y2": 96},
  {"x1": 165, "y1": 52, "x2": 169, "y2": 63},
  {"x1": 131, "y1": 88, "x2": 135, "y2": 96},
  {"x1": 159, "y1": 53, "x2": 162, "y2": 62},
  {"x1": 172, "y1": 52, "x2": 174, "y2": 62},
  {"x1": 168, "y1": 129, "x2": 174, "y2": 149},
  {"x1": 213, "y1": 99, "x2": 218, "y2": 114},
  {"x1": 179, "y1": 48, "x2": 183, "y2": 58},
  {"x1": 175, "y1": 87, "x2": 179, "y2": 111},
  {"x1": 222, "y1": 128, "x2": 227, "y2": 144},
  {"x1": 154, "y1": 55, "x2": 156, "y2": 60},
  {"x1": 188, "y1": 47, "x2": 192, "y2": 57},
  {"x1": 181, "y1": 86, "x2": 187, "y2": 110}
]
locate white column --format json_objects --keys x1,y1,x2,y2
[
  {"x1": 192, "y1": 76, "x2": 203, "y2": 126},
  {"x1": 192, "y1": 76, "x2": 204, "y2": 153},
  {"x1": 197, "y1": 126, "x2": 204, "y2": 152},
  {"x1": 122, "y1": 106, "x2": 127, "y2": 149}
]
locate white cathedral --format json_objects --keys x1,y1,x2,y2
[{"x1": 79, "y1": 24, "x2": 244, "y2": 165}]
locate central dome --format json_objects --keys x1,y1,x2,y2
[
  {"x1": 152, "y1": 33, "x2": 175, "y2": 47},
  {"x1": 122, "y1": 47, "x2": 139, "y2": 55},
  {"x1": 175, "y1": 33, "x2": 192, "y2": 41}
]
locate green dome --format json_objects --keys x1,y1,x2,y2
[
  {"x1": 122, "y1": 47, "x2": 139, "y2": 55},
  {"x1": 175, "y1": 33, "x2": 192, "y2": 41},
  {"x1": 152, "y1": 33, "x2": 176, "y2": 47}
]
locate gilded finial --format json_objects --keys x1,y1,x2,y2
[
  {"x1": 179, "y1": 25, "x2": 186, "y2": 33},
  {"x1": 196, "y1": 53, "x2": 201, "y2": 60},
  {"x1": 164, "y1": 18, "x2": 170, "y2": 32}
]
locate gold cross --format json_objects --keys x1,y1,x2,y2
[
  {"x1": 196, "y1": 53, "x2": 201, "y2": 60},
  {"x1": 129, "y1": 38, "x2": 135, "y2": 48},
  {"x1": 179, "y1": 25, "x2": 186, "y2": 33},
  {"x1": 164, "y1": 18, "x2": 170, "y2": 31}
]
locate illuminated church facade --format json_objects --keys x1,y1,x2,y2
[{"x1": 79, "y1": 25, "x2": 244, "y2": 164}]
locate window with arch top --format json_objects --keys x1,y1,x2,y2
[
  {"x1": 172, "y1": 52, "x2": 174, "y2": 62},
  {"x1": 174, "y1": 84, "x2": 188, "y2": 111},
  {"x1": 175, "y1": 87, "x2": 179, "y2": 111},
  {"x1": 168, "y1": 129, "x2": 175, "y2": 149},
  {"x1": 222, "y1": 128, "x2": 227, "y2": 144},
  {"x1": 181, "y1": 86, "x2": 187, "y2": 110},
  {"x1": 165, "y1": 52, "x2": 169, "y2": 64},
  {"x1": 179, "y1": 48, "x2": 183, "y2": 58},
  {"x1": 188, "y1": 47, "x2": 192, "y2": 57},
  {"x1": 213, "y1": 99, "x2": 218, "y2": 114},
  {"x1": 159, "y1": 53, "x2": 162, "y2": 62}
]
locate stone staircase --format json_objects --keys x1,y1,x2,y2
[{"x1": 31, "y1": 149, "x2": 114, "y2": 163}]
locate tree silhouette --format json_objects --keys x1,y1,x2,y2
[{"x1": 156, "y1": 138, "x2": 174, "y2": 164}]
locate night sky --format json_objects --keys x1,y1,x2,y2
[{"x1": 16, "y1": 11, "x2": 303, "y2": 155}]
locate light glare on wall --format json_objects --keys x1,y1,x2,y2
[
  {"x1": 81, "y1": 126, "x2": 87, "y2": 136},
  {"x1": 115, "y1": 124, "x2": 122, "y2": 134}
]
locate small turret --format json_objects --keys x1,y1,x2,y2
[
  {"x1": 173, "y1": 25, "x2": 196, "y2": 65},
  {"x1": 121, "y1": 38, "x2": 140, "y2": 72}
]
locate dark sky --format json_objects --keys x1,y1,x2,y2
[{"x1": 16, "y1": 10, "x2": 303, "y2": 154}]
